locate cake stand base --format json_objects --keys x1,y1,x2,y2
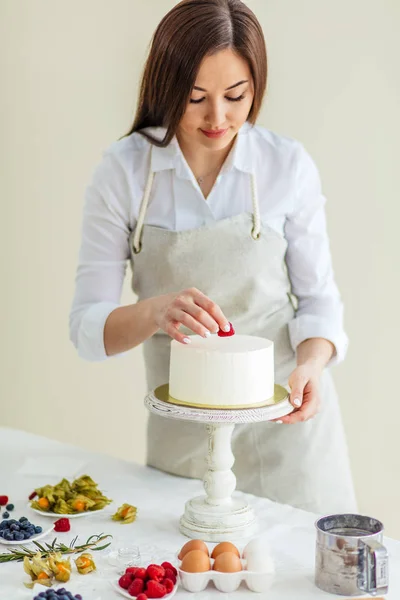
[
  {"x1": 145, "y1": 384, "x2": 293, "y2": 542},
  {"x1": 179, "y1": 495, "x2": 257, "y2": 542}
]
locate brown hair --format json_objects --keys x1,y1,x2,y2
[{"x1": 125, "y1": 0, "x2": 267, "y2": 147}]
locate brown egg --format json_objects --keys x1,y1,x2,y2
[
  {"x1": 211, "y1": 541, "x2": 240, "y2": 559},
  {"x1": 180, "y1": 549, "x2": 211, "y2": 573},
  {"x1": 178, "y1": 539, "x2": 209, "y2": 560},
  {"x1": 213, "y1": 551, "x2": 243, "y2": 573}
]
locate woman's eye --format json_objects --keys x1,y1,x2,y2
[
  {"x1": 189, "y1": 94, "x2": 246, "y2": 104},
  {"x1": 226, "y1": 94, "x2": 245, "y2": 102}
]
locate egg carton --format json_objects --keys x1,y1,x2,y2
[{"x1": 178, "y1": 558, "x2": 274, "y2": 593}]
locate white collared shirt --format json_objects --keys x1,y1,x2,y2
[{"x1": 70, "y1": 123, "x2": 348, "y2": 363}]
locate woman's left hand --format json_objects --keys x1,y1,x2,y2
[{"x1": 273, "y1": 363, "x2": 322, "y2": 424}]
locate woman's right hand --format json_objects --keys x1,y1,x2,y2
[{"x1": 150, "y1": 287, "x2": 230, "y2": 344}]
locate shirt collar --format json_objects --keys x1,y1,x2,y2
[{"x1": 146, "y1": 122, "x2": 254, "y2": 177}]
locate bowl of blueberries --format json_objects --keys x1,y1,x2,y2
[
  {"x1": 33, "y1": 589, "x2": 83, "y2": 600},
  {"x1": 0, "y1": 516, "x2": 53, "y2": 545}
]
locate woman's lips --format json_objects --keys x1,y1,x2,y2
[{"x1": 201, "y1": 128, "x2": 229, "y2": 139}]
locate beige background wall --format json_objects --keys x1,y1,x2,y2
[{"x1": 1, "y1": 1, "x2": 399, "y2": 536}]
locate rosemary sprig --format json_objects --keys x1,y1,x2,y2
[{"x1": 0, "y1": 533, "x2": 112, "y2": 563}]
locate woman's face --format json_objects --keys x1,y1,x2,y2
[{"x1": 177, "y1": 48, "x2": 255, "y2": 151}]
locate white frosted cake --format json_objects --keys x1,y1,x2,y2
[{"x1": 169, "y1": 334, "x2": 274, "y2": 409}]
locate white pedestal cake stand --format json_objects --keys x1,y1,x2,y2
[{"x1": 144, "y1": 384, "x2": 293, "y2": 542}]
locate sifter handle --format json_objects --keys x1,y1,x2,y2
[{"x1": 360, "y1": 538, "x2": 389, "y2": 595}]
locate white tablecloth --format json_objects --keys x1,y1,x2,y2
[{"x1": 1, "y1": 427, "x2": 399, "y2": 599}]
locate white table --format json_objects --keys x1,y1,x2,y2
[{"x1": 1, "y1": 426, "x2": 399, "y2": 599}]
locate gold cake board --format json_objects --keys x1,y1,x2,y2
[{"x1": 154, "y1": 383, "x2": 289, "y2": 410}]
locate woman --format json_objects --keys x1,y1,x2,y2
[{"x1": 70, "y1": 0, "x2": 357, "y2": 514}]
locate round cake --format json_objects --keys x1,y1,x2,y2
[{"x1": 169, "y1": 335, "x2": 274, "y2": 409}]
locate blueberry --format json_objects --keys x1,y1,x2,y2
[
  {"x1": 10, "y1": 523, "x2": 19, "y2": 531},
  {"x1": 75, "y1": 595, "x2": 83, "y2": 600},
  {"x1": 19, "y1": 516, "x2": 28, "y2": 523},
  {"x1": 14, "y1": 531, "x2": 24, "y2": 541},
  {"x1": 3, "y1": 532, "x2": 13, "y2": 541},
  {"x1": 0, "y1": 521, "x2": 7, "y2": 530},
  {"x1": 34, "y1": 525, "x2": 43, "y2": 534},
  {"x1": 2, "y1": 512, "x2": 9, "y2": 519},
  {"x1": 5, "y1": 504, "x2": 14, "y2": 511}
]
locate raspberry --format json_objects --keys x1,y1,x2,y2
[
  {"x1": 136, "y1": 595, "x2": 148, "y2": 600},
  {"x1": 146, "y1": 564, "x2": 165, "y2": 582},
  {"x1": 162, "y1": 578, "x2": 174, "y2": 593},
  {"x1": 28, "y1": 491, "x2": 37, "y2": 501},
  {"x1": 145, "y1": 580, "x2": 167, "y2": 598},
  {"x1": 0, "y1": 496, "x2": 8, "y2": 506},
  {"x1": 133, "y1": 567, "x2": 147, "y2": 580},
  {"x1": 54, "y1": 518, "x2": 70, "y2": 532},
  {"x1": 163, "y1": 568, "x2": 176, "y2": 583},
  {"x1": 119, "y1": 574, "x2": 132, "y2": 589},
  {"x1": 217, "y1": 322, "x2": 235, "y2": 337},
  {"x1": 125, "y1": 566, "x2": 138, "y2": 576},
  {"x1": 128, "y1": 577, "x2": 144, "y2": 596},
  {"x1": 161, "y1": 562, "x2": 177, "y2": 576}
]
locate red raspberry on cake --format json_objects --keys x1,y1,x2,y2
[
  {"x1": 145, "y1": 580, "x2": 167, "y2": 598},
  {"x1": 128, "y1": 577, "x2": 145, "y2": 596},
  {"x1": 217, "y1": 322, "x2": 235, "y2": 337},
  {"x1": 146, "y1": 563, "x2": 165, "y2": 582}
]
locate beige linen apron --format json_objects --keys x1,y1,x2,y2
[{"x1": 129, "y1": 154, "x2": 357, "y2": 515}]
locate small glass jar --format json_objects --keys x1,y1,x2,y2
[{"x1": 115, "y1": 545, "x2": 141, "y2": 573}]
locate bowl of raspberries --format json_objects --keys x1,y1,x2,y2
[{"x1": 113, "y1": 562, "x2": 178, "y2": 599}]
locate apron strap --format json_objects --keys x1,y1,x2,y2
[
  {"x1": 132, "y1": 146, "x2": 155, "y2": 254},
  {"x1": 250, "y1": 173, "x2": 261, "y2": 240},
  {"x1": 132, "y1": 145, "x2": 261, "y2": 254}
]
